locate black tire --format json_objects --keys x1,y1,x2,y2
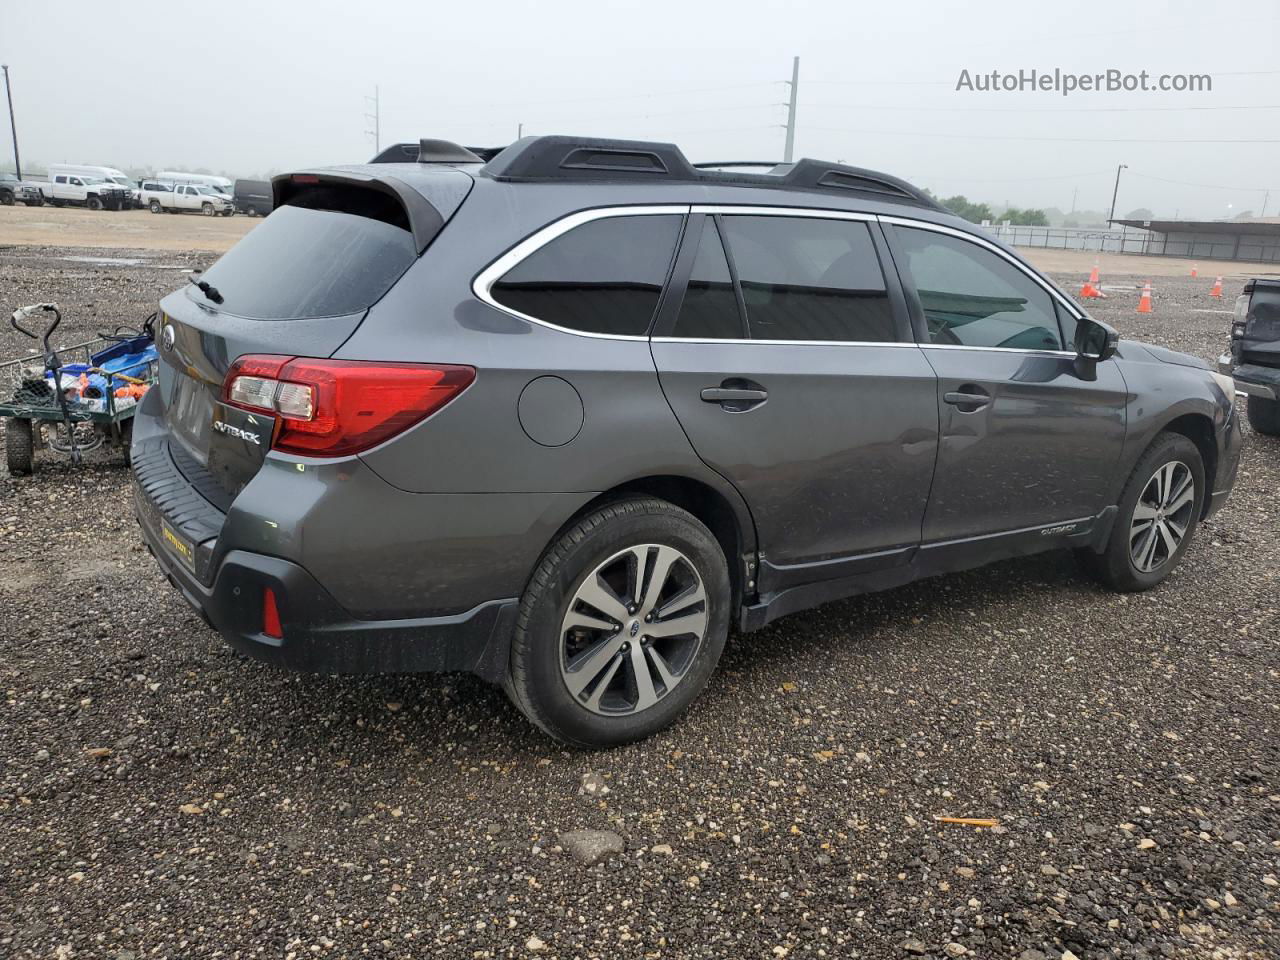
[
  {"x1": 0, "y1": 191, "x2": 13, "y2": 206},
  {"x1": 1079, "y1": 431, "x2": 1204, "y2": 592},
  {"x1": 87, "y1": 196, "x2": 103, "y2": 211},
  {"x1": 221, "y1": 208, "x2": 233, "y2": 217},
  {"x1": 1246, "y1": 396, "x2": 1280, "y2": 436},
  {"x1": 246, "y1": 206, "x2": 258, "y2": 217},
  {"x1": 5, "y1": 419, "x2": 35, "y2": 476},
  {"x1": 506, "y1": 497, "x2": 730, "y2": 748},
  {"x1": 201, "y1": 202, "x2": 214, "y2": 217},
  {"x1": 149, "y1": 199, "x2": 163, "y2": 214}
]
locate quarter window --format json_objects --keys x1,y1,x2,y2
[
  {"x1": 491, "y1": 214, "x2": 682, "y2": 336},
  {"x1": 671, "y1": 218, "x2": 744, "y2": 339},
  {"x1": 895, "y1": 226, "x2": 1065, "y2": 351},
  {"x1": 718, "y1": 215, "x2": 897, "y2": 342}
]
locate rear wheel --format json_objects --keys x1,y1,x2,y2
[
  {"x1": 506, "y1": 497, "x2": 730, "y2": 748},
  {"x1": 5, "y1": 419, "x2": 35, "y2": 475},
  {"x1": 1246, "y1": 396, "x2": 1280, "y2": 436},
  {"x1": 246, "y1": 206, "x2": 259, "y2": 217},
  {"x1": 1079, "y1": 432, "x2": 1204, "y2": 591}
]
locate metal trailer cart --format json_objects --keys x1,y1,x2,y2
[{"x1": 2, "y1": 303, "x2": 158, "y2": 475}]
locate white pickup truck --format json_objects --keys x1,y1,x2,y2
[
  {"x1": 38, "y1": 174, "x2": 132, "y2": 210},
  {"x1": 139, "y1": 180, "x2": 235, "y2": 216}
]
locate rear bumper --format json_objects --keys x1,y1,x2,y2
[
  {"x1": 1218, "y1": 355, "x2": 1279, "y2": 400},
  {"x1": 134, "y1": 486, "x2": 517, "y2": 679}
]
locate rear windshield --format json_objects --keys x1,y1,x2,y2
[{"x1": 197, "y1": 196, "x2": 416, "y2": 319}]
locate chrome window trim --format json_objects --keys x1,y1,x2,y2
[
  {"x1": 920, "y1": 343, "x2": 1076, "y2": 359},
  {"x1": 652, "y1": 337, "x2": 919, "y2": 348},
  {"x1": 472, "y1": 204, "x2": 691, "y2": 342},
  {"x1": 878, "y1": 213, "x2": 1086, "y2": 323},
  {"x1": 691, "y1": 204, "x2": 877, "y2": 223}
]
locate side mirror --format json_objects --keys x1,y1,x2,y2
[{"x1": 1073, "y1": 317, "x2": 1119, "y2": 380}]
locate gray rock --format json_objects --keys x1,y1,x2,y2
[{"x1": 558, "y1": 829, "x2": 624, "y2": 866}]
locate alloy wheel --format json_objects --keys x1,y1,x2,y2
[
  {"x1": 559, "y1": 544, "x2": 708, "y2": 716},
  {"x1": 1129, "y1": 460, "x2": 1195, "y2": 573}
]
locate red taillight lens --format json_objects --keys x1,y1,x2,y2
[
  {"x1": 262, "y1": 587, "x2": 283, "y2": 639},
  {"x1": 222, "y1": 356, "x2": 475, "y2": 457}
]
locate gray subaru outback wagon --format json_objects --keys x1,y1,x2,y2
[{"x1": 132, "y1": 136, "x2": 1242, "y2": 746}]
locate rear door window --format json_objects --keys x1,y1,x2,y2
[
  {"x1": 490, "y1": 214, "x2": 682, "y2": 336},
  {"x1": 894, "y1": 226, "x2": 1066, "y2": 350},
  {"x1": 198, "y1": 190, "x2": 417, "y2": 319},
  {"x1": 718, "y1": 215, "x2": 897, "y2": 342}
]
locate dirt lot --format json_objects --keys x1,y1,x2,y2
[
  {"x1": 0, "y1": 204, "x2": 256, "y2": 252},
  {"x1": 0, "y1": 240, "x2": 1277, "y2": 960}
]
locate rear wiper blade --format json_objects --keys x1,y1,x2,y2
[{"x1": 187, "y1": 273, "x2": 224, "y2": 305}]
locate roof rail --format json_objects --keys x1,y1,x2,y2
[{"x1": 479, "y1": 136, "x2": 941, "y2": 209}]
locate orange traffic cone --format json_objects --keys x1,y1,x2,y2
[
  {"x1": 1209, "y1": 276, "x2": 1223, "y2": 298},
  {"x1": 1137, "y1": 282, "x2": 1153, "y2": 314},
  {"x1": 1079, "y1": 279, "x2": 1102, "y2": 298},
  {"x1": 1089, "y1": 260, "x2": 1100, "y2": 285},
  {"x1": 1190, "y1": 263, "x2": 1198, "y2": 278}
]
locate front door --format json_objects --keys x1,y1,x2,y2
[
  {"x1": 651, "y1": 211, "x2": 939, "y2": 592},
  {"x1": 885, "y1": 221, "x2": 1127, "y2": 550}
]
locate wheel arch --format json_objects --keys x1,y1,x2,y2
[
  {"x1": 1159, "y1": 411, "x2": 1218, "y2": 517},
  {"x1": 543, "y1": 474, "x2": 758, "y2": 614}
]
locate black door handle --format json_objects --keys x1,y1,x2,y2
[
  {"x1": 700, "y1": 387, "x2": 768, "y2": 403},
  {"x1": 943, "y1": 385, "x2": 991, "y2": 411}
]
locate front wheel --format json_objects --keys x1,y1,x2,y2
[
  {"x1": 5, "y1": 418, "x2": 35, "y2": 475},
  {"x1": 87, "y1": 196, "x2": 104, "y2": 211},
  {"x1": 506, "y1": 497, "x2": 730, "y2": 747},
  {"x1": 1079, "y1": 432, "x2": 1204, "y2": 591},
  {"x1": 1246, "y1": 396, "x2": 1280, "y2": 436},
  {"x1": 0, "y1": 192, "x2": 13, "y2": 206},
  {"x1": 221, "y1": 208, "x2": 233, "y2": 217},
  {"x1": 149, "y1": 199, "x2": 163, "y2": 214},
  {"x1": 201, "y1": 202, "x2": 214, "y2": 216}
]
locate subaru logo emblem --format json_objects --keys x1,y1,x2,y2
[{"x1": 161, "y1": 324, "x2": 175, "y2": 351}]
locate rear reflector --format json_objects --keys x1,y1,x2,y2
[
  {"x1": 262, "y1": 587, "x2": 283, "y2": 639},
  {"x1": 222, "y1": 356, "x2": 475, "y2": 457}
]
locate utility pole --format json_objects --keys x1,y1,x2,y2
[
  {"x1": 2, "y1": 65, "x2": 20, "y2": 180},
  {"x1": 364, "y1": 86, "x2": 380, "y2": 155},
  {"x1": 1107, "y1": 163, "x2": 1127, "y2": 225},
  {"x1": 517, "y1": 122, "x2": 523, "y2": 139},
  {"x1": 1262, "y1": 190, "x2": 1270, "y2": 218},
  {"x1": 783, "y1": 56, "x2": 799, "y2": 163},
  {"x1": 1070, "y1": 186, "x2": 1077, "y2": 214}
]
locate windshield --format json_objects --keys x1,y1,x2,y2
[
  {"x1": 110, "y1": 176, "x2": 130, "y2": 186},
  {"x1": 196, "y1": 186, "x2": 223, "y2": 196},
  {"x1": 197, "y1": 201, "x2": 417, "y2": 319}
]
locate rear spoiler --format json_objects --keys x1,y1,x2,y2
[{"x1": 271, "y1": 171, "x2": 444, "y2": 254}]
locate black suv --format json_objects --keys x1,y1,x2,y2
[{"x1": 133, "y1": 136, "x2": 1242, "y2": 747}]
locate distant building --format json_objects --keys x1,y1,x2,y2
[{"x1": 1108, "y1": 217, "x2": 1280, "y2": 263}]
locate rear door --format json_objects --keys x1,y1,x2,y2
[
  {"x1": 651, "y1": 209, "x2": 939, "y2": 591},
  {"x1": 883, "y1": 218, "x2": 1127, "y2": 550}
]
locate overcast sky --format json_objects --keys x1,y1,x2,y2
[{"x1": 3, "y1": 0, "x2": 1277, "y2": 218}]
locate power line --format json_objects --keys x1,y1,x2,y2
[
  {"x1": 805, "y1": 126, "x2": 1280, "y2": 144},
  {"x1": 804, "y1": 101, "x2": 1280, "y2": 114}
]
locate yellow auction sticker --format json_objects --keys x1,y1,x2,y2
[{"x1": 161, "y1": 520, "x2": 195, "y2": 570}]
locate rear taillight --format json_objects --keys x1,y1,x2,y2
[{"x1": 222, "y1": 356, "x2": 475, "y2": 457}]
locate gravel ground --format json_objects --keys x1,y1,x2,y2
[{"x1": 0, "y1": 247, "x2": 1277, "y2": 960}]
